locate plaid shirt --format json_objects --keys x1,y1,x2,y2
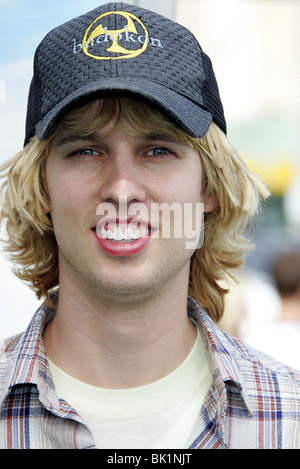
[{"x1": 1, "y1": 291, "x2": 300, "y2": 449}]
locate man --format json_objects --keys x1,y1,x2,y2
[{"x1": 0, "y1": 2, "x2": 299, "y2": 450}]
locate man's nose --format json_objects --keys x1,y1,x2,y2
[{"x1": 98, "y1": 152, "x2": 147, "y2": 205}]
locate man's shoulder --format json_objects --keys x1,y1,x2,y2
[
  {"x1": 0, "y1": 333, "x2": 24, "y2": 386},
  {"x1": 190, "y1": 297, "x2": 300, "y2": 393},
  {"x1": 0, "y1": 332, "x2": 23, "y2": 358},
  {"x1": 225, "y1": 330, "x2": 300, "y2": 398},
  {"x1": 205, "y1": 324, "x2": 300, "y2": 449},
  {"x1": 0, "y1": 332, "x2": 23, "y2": 359}
]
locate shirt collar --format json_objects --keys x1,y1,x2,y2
[
  {"x1": 188, "y1": 297, "x2": 253, "y2": 418},
  {"x1": 0, "y1": 291, "x2": 59, "y2": 413}
]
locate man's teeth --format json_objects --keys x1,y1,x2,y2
[{"x1": 99, "y1": 225, "x2": 149, "y2": 241}]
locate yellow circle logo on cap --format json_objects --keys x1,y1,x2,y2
[{"x1": 82, "y1": 10, "x2": 149, "y2": 60}]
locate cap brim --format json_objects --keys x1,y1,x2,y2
[{"x1": 35, "y1": 78, "x2": 213, "y2": 141}]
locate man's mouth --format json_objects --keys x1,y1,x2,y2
[{"x1": 93, "y1": 221, "x2": 152, "y2": 243}]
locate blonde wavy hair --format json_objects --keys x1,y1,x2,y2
[{"x1": 0, "y1": 98, "x2": 269, "y2": 322}]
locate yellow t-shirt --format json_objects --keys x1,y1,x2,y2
[{"x1": 48, "y1": 327, "x2": 212, "y2": 449}]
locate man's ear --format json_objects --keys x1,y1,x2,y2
[{"x1": 204, "y1": 192, "x2": 219, "y2": 213}]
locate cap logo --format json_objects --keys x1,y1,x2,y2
[{"x1": 81, "y1": 10, "x2": 152, "y2": 60}]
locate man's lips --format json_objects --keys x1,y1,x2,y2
[
  {"x1": 92, "y1": 219, "x2": 153, "y2": 257},
  {"x1": 93, "y1": 219, "x2": 153, "y2": 242}
]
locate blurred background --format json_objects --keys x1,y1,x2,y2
[{"x1": 0, "y1": 0, "x2": 300, "y2": 368}]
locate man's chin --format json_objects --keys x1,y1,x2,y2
[{"x1": 91, "y1": 280, "x2": 162, "y2": 306}]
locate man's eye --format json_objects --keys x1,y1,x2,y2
[
  {"x1": 76, "y1": 148, "x2": 99, "y2": 156},
  {"x1": 68, "y1": 148, "x2": 102, "y2": 159},
  {"x1": 145, "y1": 147, "x2": 171, "y2": 157}
]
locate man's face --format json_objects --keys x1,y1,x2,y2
[{"x1": 45, "y1": 113, "x2": 207, "y2": 305}]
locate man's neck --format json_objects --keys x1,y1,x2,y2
[{"x1": 43, "y1": 272, "x2": 197, "y2": 389}]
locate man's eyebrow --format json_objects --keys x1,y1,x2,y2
[
  {"x1": 54, "y1": 131, "x2": 184, "y2": 147},
  {"x1": 139, "y1": 132, "x2": 184, "y2": 144},
  {"x1": 55, "y1": 132, "x2": 99, "y2": 147}
]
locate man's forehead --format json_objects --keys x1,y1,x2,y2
[{"x1": 52, "y1": 99, "x2": 193, "y2": 147}]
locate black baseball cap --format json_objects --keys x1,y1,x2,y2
[{"x1": 24, "y1": 2, "x2": 226, "y2": 146}]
